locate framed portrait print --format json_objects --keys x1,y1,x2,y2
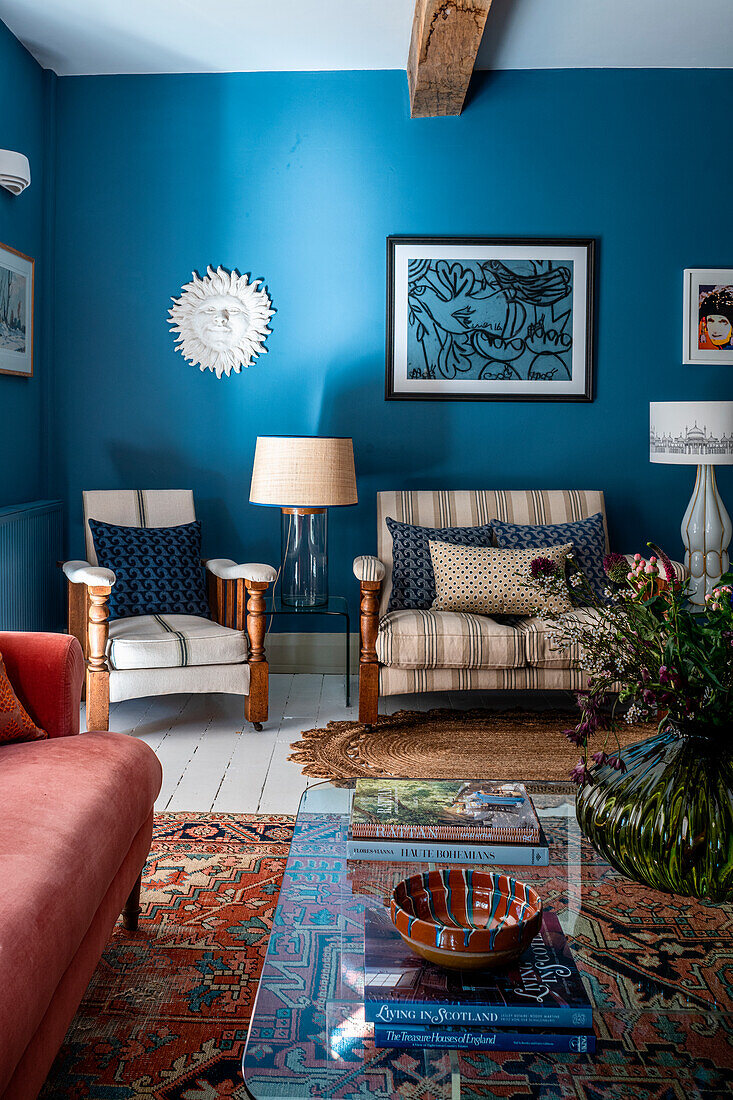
[
  {"x1": 683, "y1": 268, "x2": 733, "y2": 364},
  {"x1": 0, "y1": 243, "x2": 33, "y2": 378},
  {"x1": 386, "y1": 236, "x2": 594, "y2": 402}
]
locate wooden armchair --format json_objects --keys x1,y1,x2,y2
[{"x1": 62, "y1": 490, "x2": 277, "y2": 731}]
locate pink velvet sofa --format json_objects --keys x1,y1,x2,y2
[{"x1": 0, "y1": 632, "x2": 163, "y2": 1100}]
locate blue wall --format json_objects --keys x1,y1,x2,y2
[
  {"x1": 50, "y1": 69, "x2": 733, "y2": 611},
  {"x1": 0, "y1": 20, "x2": 47, "y2": 505}
]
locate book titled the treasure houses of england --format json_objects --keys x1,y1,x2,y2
[
  {"x1": 373, "y1": 1023, "x2": 595, "y2": 1053},
  {"x1": 363, "y1": 905, "x2": 593, "y2": 1030},
  {"x1": 348, "y1": 779, "x2": 548, "y2": 865}
]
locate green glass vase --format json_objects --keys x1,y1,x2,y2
[{"x1": 575, "y1": 725, "x2": 733, "y2": 902}]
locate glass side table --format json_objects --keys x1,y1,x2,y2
[
  {"x1": 242, "y1": 781, "x2": 733, "y2": 1100},
  {"x1": 264, "y1": 593, "x2": 350, "y2": 705}
]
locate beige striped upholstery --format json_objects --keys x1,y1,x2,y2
[
  {"x1": 376, "y1": 490, "x2": 608, "y2": 616},
  {"x1": 376, "y1": 610, "x2": 527, "y2": 670},
  {"x1": 379, "y1": 666, "x2": 588, "y2": 694},
  {"x1": 376, "y1": 609, "x2": 591, "y2": 671},
  {"x1": 353, "y1": 555, "x2": 386, "y2": 582}
]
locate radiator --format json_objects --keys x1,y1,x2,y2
[{"x1": 0, "y1": 500, "x2": 64, "y2": 632}]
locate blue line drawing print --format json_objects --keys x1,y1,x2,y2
[{"x1": 406, "y1": 258, "x2": 574, "y2": 382}]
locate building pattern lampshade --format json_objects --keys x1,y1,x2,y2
[
  {"x1": 650, "y1": 401, "x2": 733, "y2": 465},
  {"x1": 250, "y1": 436, "x2": 357, "y2": 508},
  {"x1": 649, "y1": 401, "x2": 733, "y2": 607}
]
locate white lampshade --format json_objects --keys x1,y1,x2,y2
[
  {"x1": 650, "y1": 401, "x2": 733, "y2": 466},
  {"x1": 250, "y1": 436, "x2": 357, "y2": 507}
]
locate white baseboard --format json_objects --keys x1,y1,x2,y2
[{"x1": 266, "y1": 631, "x2": 360, "y2": 675}]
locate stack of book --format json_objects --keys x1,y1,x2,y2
[
  {"x1": 348, "y1": 779, "x2": 549, "y2": 866},
  {"x1": 364, "y1": 905, "x2": 595, "y2": 1053}
]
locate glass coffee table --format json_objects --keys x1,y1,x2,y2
[{"x1": 242, "y1": 781, "x2": 733, "y2": 1099}]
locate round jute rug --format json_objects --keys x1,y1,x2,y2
[{"x1": 288, "y1": 708, "x2": 655, "y2": 783}]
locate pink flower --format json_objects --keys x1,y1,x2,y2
[{"x1": 647, "y1": 543, "x2": 676, "y2": 584}]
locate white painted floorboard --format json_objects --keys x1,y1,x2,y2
[{"x1": 82, "y1": 676, "x2": 571, "y2": 816}]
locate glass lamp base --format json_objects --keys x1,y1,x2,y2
[{"x1": 281, "y1": 509, "x2": 328, "y2": 608}]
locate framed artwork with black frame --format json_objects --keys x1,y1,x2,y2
[
  {"x1": 0, "y1": 241, "x2": 34, "y2": 378},
  {"x1": 385, "y1": 236, "x2": 595, "y2": 402}
]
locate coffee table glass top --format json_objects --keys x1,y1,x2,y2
[{"x1": 242, "y1": 781, "x2": 733, "y2": 1100}]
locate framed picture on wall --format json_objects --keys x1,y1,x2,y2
[
  {"x1": 0, "y1": 242, "x2": 34, "y2": 378},
  {"x1": 683, "y1": 268, "x2": 733, "y2": 364},
  {"x1": 386, "y1": 236, "x2": 595, "y2": 402}
]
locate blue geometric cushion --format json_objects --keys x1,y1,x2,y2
[
  {"x1": 490, "y1": 512, "x2": 607, "y2": 601},
  {"x1": 386, "y1": 518, "x2": 495, "y2": 612},
  {"x1": 88, "y1": 519, "x2": 211, "y2": 620}
]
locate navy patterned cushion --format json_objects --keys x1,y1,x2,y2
[
  {"x1": 386, "y1": 517, "x2": 495, "y2": 612},
  {"x1": 88, "y1": 519, "x2": 211, "y2": 620},
  {"x1": 490, "y1": 512, "x2": 607, "y2": 601}
]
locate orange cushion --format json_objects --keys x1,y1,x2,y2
[{"x1": 0, "y1": 651, "x2": 46, "y2": 744}]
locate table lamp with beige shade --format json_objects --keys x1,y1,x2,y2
[
  {"x1": 250, "y1": 436, "x2": 357, "y2": 607},
  {"x1": 650, "y1": 401, "x2": 733, "y2": 607}
]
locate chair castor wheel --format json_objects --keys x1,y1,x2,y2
[{"x1": 252, "y1": 722, "x2": 263, "y2": 732}]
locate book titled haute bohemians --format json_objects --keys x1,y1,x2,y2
[
  {"x1": 348, "y1": 779, "x2": 548, "y2": 865},
  {"x1": 363, "y1": 905, "x2": 592, "y2": 1030}
]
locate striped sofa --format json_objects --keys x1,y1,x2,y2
[{"x1": 354, "y1": 489, "x2": 609, "y2": 724}]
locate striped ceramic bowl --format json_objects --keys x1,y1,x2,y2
[{"x1": 390, "y1": 869, "x2": 543, "y2": 970}]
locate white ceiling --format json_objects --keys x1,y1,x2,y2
[{"x1": 1, "y1": 0, "x2": 732, "y2": 77}]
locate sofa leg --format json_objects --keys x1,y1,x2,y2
[
  {"x1": 358, "y1": 664, "x2": 380, "y2": 725},
  {"x1": 122, "y1": 874, "x2": 142, "y2": 931}
]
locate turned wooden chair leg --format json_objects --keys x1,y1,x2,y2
[
  {"x1": 359, "y1": 580, "x2": 381, "y2": 725},
  {"x1": 245, "y1": 580, "x2": 269, "y2": 730},
  {"x1": 86, "y1": 585, "x2": 111, "y2": 731},
  {"x1": 122, "y1": 873, "x2": 142, "y2": 931}
]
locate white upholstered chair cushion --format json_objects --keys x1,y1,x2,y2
[
  {"x1": 108, "y1": 614, "x2": 247, "y2": 670},
  {"x1": 376, "y1": 609, "x2": 528, "y2": 670}
]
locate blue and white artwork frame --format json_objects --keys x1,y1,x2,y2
[
  {"x1": 0, "y1": 241, "x2": 34, "y2": 378},
  {"x1": 386, "y1": 236, "x2": 594, "y2": 402}
]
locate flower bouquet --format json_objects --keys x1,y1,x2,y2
[{"x1": 527, "y1": 547, "x2": 733, "y2": 900}]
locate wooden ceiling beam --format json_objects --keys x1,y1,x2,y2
[{"x1": 407, "y1": 0, "x2": 493, "y2": 118}]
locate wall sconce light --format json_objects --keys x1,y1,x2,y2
[{"x1": 0, "y1": 150, "x2": 31, "y2": 195}]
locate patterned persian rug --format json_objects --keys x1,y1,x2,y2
[
  {"x1": 289, "y1": 708, "x2": 655, "y2": 782},
  {"x1": 40, "y1": 814, "x2": 295, "y2": 1100}
]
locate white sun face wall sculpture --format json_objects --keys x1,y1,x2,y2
[{"x1": 169, "y1": 265, "x2": 274, "y2": 379}]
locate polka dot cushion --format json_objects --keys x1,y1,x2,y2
[
  {"x1": 0, "y1": 651, "x2": 47, "y2": 745},
  {"x1": 428, "y1": 541, "x2": 574, "y2": 616}
]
